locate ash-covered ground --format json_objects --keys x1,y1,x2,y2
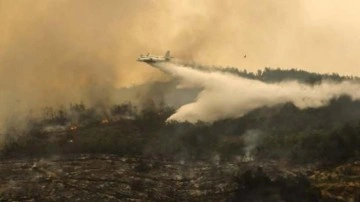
[
  {"x1": 0, "y1": 154, "x2": 238, "y2": 201},
  {"x1": 0, "y1": 153, "x2": 359, "y2": 201}
]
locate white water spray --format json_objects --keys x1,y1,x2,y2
[{"x1": 151, "y1": 62, "x2": 360, "y2": 123}]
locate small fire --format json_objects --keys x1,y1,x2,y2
[
  {"x1": 101, "y1": 119, "x2": 109, "y2": 124},
  {"x1": 69, "y1": 125, "x2": 78, "y2": 131}
]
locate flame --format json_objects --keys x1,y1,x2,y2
[
  {"x1": 69, "y1": 125, "x2": 77, "y2": 131},
  {"x1": 101, "y1": 119, "x2": 109, "y2": 124}
]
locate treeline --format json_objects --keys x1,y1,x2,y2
[
  {"x1": 183, "y1": 63, "x2": 360, "y2": 84},
  {"x1": 2, "y1": 96, "x2": 360, "y2": 164}
]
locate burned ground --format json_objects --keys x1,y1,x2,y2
[{"x1": 0, "y1": 154, "x2": 359, "y2": 201}]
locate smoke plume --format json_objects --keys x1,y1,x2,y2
[
  {"x1": 1, "y1": 0, "x2": 360, "y2": 133},
  {"x1": 152, "y1": 62, "x2": 360, "y2": 123}
]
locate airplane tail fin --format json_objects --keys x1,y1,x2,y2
[{"x1": 165, "y1": 50, "x2": 170, "y2": 59}]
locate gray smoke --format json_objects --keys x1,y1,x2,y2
[{"x1": 242, "y1": 130, "x2": 263, "y2": 162}]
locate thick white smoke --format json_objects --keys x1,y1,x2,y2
[{"x1": 152, "y1": 62, "x2": 360, "y2": 123}]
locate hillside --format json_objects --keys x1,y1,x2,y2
[{"x1": 1, "y1": 68, "x2": 360, "y2": 201}]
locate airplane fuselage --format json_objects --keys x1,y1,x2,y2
[
  {"x1": 137, "y1": 51, "x2": 173, "y2": 63},
  {"x1": 137, "y1": 56, "x2": 169, "y2": 63}
]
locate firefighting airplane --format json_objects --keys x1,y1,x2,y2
[{"x1": 137, "y1": 50, "x2": 173, "y2": 63}]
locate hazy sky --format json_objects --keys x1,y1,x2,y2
[
  {"x1": 0, "y1": 0, "x2": 360, "y2": 125},
  {"x1": 1, "y1": 0, "x2": 360, "y2": 87}
]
